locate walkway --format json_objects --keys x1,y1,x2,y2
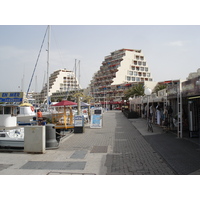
[
  {"x1": 105, "y1": 111, "x2": 175, "y2": 175},
  {"x1": 0, "y1": 110, "x2": 200, "y2": 175}
]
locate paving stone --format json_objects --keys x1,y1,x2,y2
[
  {"x1": 20, "y1": 161, "x2": 86, "y2": 170},
  {"x1": 0, "y1": 164, "x2": 12, "y2": 171},
  {"x1": 70, "y1": 150, "x2": 87, "y2": 159},
  {"x1": 90, "y1": 146, "x2": 108, "y2": 153}
]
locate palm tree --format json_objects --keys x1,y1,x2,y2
[
  {"x1": 153, "y1": 84, "x2": 167, "y2": 95},
  {"x1": 124, "y1": 84, "x2": 144, "y2": 99},
  {"x1": 132, "y1": 84, "x2": 144, "y2": 96}
]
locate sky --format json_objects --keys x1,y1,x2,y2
[
  {"x1": 1, "y1": 1, "x2": 200, "y2": 95},
  {"x1": 1, "y1": 25, "x2": 200, "y2": 93}
]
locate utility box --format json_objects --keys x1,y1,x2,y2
[
  {"x1": 24, "y1": 126, "x2": 45, "y2": 153},
  {"x1": 74, "y1": 115, "x2": 84, "y2": 133}
]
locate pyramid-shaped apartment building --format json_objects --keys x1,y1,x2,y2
[{"x1": 90, "y1": 48, "x2": 153, "y2": 106}]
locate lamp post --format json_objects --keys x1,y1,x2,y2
[
  {"x1": 144, "y1": 88, "x2": 152, "y2": 120},
  {"x1": 73, "y1": 92, "x2": 84, "y2": 115},
  {"x1": 128, "y1": 97, "x2": 133, "y2": 111}
]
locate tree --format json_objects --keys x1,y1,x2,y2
[
  {"x1": 124, "y1": 84, "x2": 144, "y2": 99},
  {"x1": 153, "y1": 84, "x2": 167, "y2": 95}
]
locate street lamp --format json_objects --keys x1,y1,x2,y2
[
  {"x1": 128, "y1": 97, "x2": 133, "y2": 111},
  {"x1": 144, "y1": 88, "x2": 152, "y2": 120},
  {"x1": 144, "y1": 88, "x2": 152, "y2": 96}
]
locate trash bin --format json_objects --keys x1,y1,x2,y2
[{"x1": 45, "y1": 124, "x2": 59, "y2": 149}]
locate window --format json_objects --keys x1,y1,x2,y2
[
  {"x1": 129, "y1": 71, "x2": 133, "y2": 75},
  {"x1": 134, "y1": 72, "x2": 138, "y2": 76},
  {"x1": 4, "y1": 107, "x2": 11, "y2": 114},
  {"x1": 147, "y1": 73, "x2": 151, "y2": 77},
  {"x1": 143, "y1": 73, "x2": 146, "y2": 77},
  {"x1": 136, "y1": 77, "x2": 140, "y2": 81},
  {"x1": 145, "y1": 67, "x2": 148, "y2": 71},
  {"x1": 138, "y1": 61, "x2": 142, "y2": 65},
  {"x1": 134, "y1": 61, "x2": 137, "y2": 65},
  {"x1": 132, "y1": 77, "x2": 135, "y2": 81},
  {"x1": 0, "y1": 107, "x2": 3, "y2": 114},
  {"x1": 143, "y1": 62, "x2": 146, "y2": 66},
  {"x1": 13, "y1": 107, "x2": 17, "y2": 116},
  {"x1": 136, "y1": 56, "x2": 139, "y2": 60},
  {"x1": 127, "y1": 76, "x2": 131, "y2": 81},
  {"x1": 140, "y1": 67, "x2": 144, "y2": 71},
  {"x1": 132, "y1": 66, "x2": 135, "y2": 70},
  {"x1": 140, "y1": 56, "x2": 144, "y2": 60}
]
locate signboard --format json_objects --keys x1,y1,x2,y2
[
  {"x1": 90, "y1": 107, "x2": 103, "y2": 128},
  {"x1": 74, "y1": 115, "x2": 84, "y2": 127},
  {"x1": 94, "y1": 109, "x2": 102, "y2": 114},
  {"x1": 0, "y1": 92, "x2": 24, "y2": 103},
  {"x1": 90, "y1": 114, "x2": 102, "y2": 128}
]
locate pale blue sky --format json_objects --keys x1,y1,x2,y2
[
  {"x1": 1, "y1": 0, "x2": 200, "y2": 93},
  {"x1": 1, "y1": 25, "x2": 200, "y2": 92}
]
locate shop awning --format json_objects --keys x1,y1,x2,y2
[
  {"x1": 188, "y1": 96, "x2": 200, "y2": 100},
  {"x1": 125, "y1": 84, "x2": 131, "y2": 86}
]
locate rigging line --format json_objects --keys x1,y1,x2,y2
[
  {"x1": 78, "y1": 60, "x2": 80, "y2": 89},
  {"x1": 26, "y1": 26, "x2": 48, "y2": 96},
  {"x1": 51, "y1": 27, "x2": 66, "y2": 69}
]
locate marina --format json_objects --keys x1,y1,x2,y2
[
  {"x1": 0, "y1": 101, "x2": 92, "y2": 149},
  {"x1": 0, "y1": 26, "x2": 87, "y2": 149}
]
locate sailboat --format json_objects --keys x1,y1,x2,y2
[
  {"x1": 16, "y1": 26, "x2": 52, "y2": 123},
  {"x1": 0, "y1": 26, "x2": 55, "y2": 148}
]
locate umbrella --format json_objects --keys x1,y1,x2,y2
[
  {"x1": 80, "y1": 102, "x2": 90, "y2": 107},
  {"x1": 52, "y1": 100, "x2": 77, "y2": 107},
  {"x1": 51, "y1": 100, "x2": 77, "y2": 128},
  {"x1": 72, "y1": 101, "x2": 90, "y2": 107}
]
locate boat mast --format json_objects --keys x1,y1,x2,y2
[
  {"x1": 26, "y1": 26, "x2": 48, "y2": 97},
  {"x1": 46, "y1": 25, "x2": 50, "y2": 111}
]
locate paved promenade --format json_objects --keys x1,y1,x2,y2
[{"x1": 0, "y1": 110, "x2": 200, "y2": 175}]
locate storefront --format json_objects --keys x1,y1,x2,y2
[{"x1": 182, "y1": 76, "x2": 200, "y2": 137}]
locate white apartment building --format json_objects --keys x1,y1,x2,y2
[
  {"x1": 90, "y1": 48, "x2": 153, "y2": 103},
  {"x1": 38, "y1": 69, "x2": 81, "y2": 102}
]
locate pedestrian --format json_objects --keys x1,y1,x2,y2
[
  {"x1": 37, "y1": 109, "x2": 43, "y2": 125},
  {"x1": 156, "y1": 104, "x2": 161, "y2": 125}
]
